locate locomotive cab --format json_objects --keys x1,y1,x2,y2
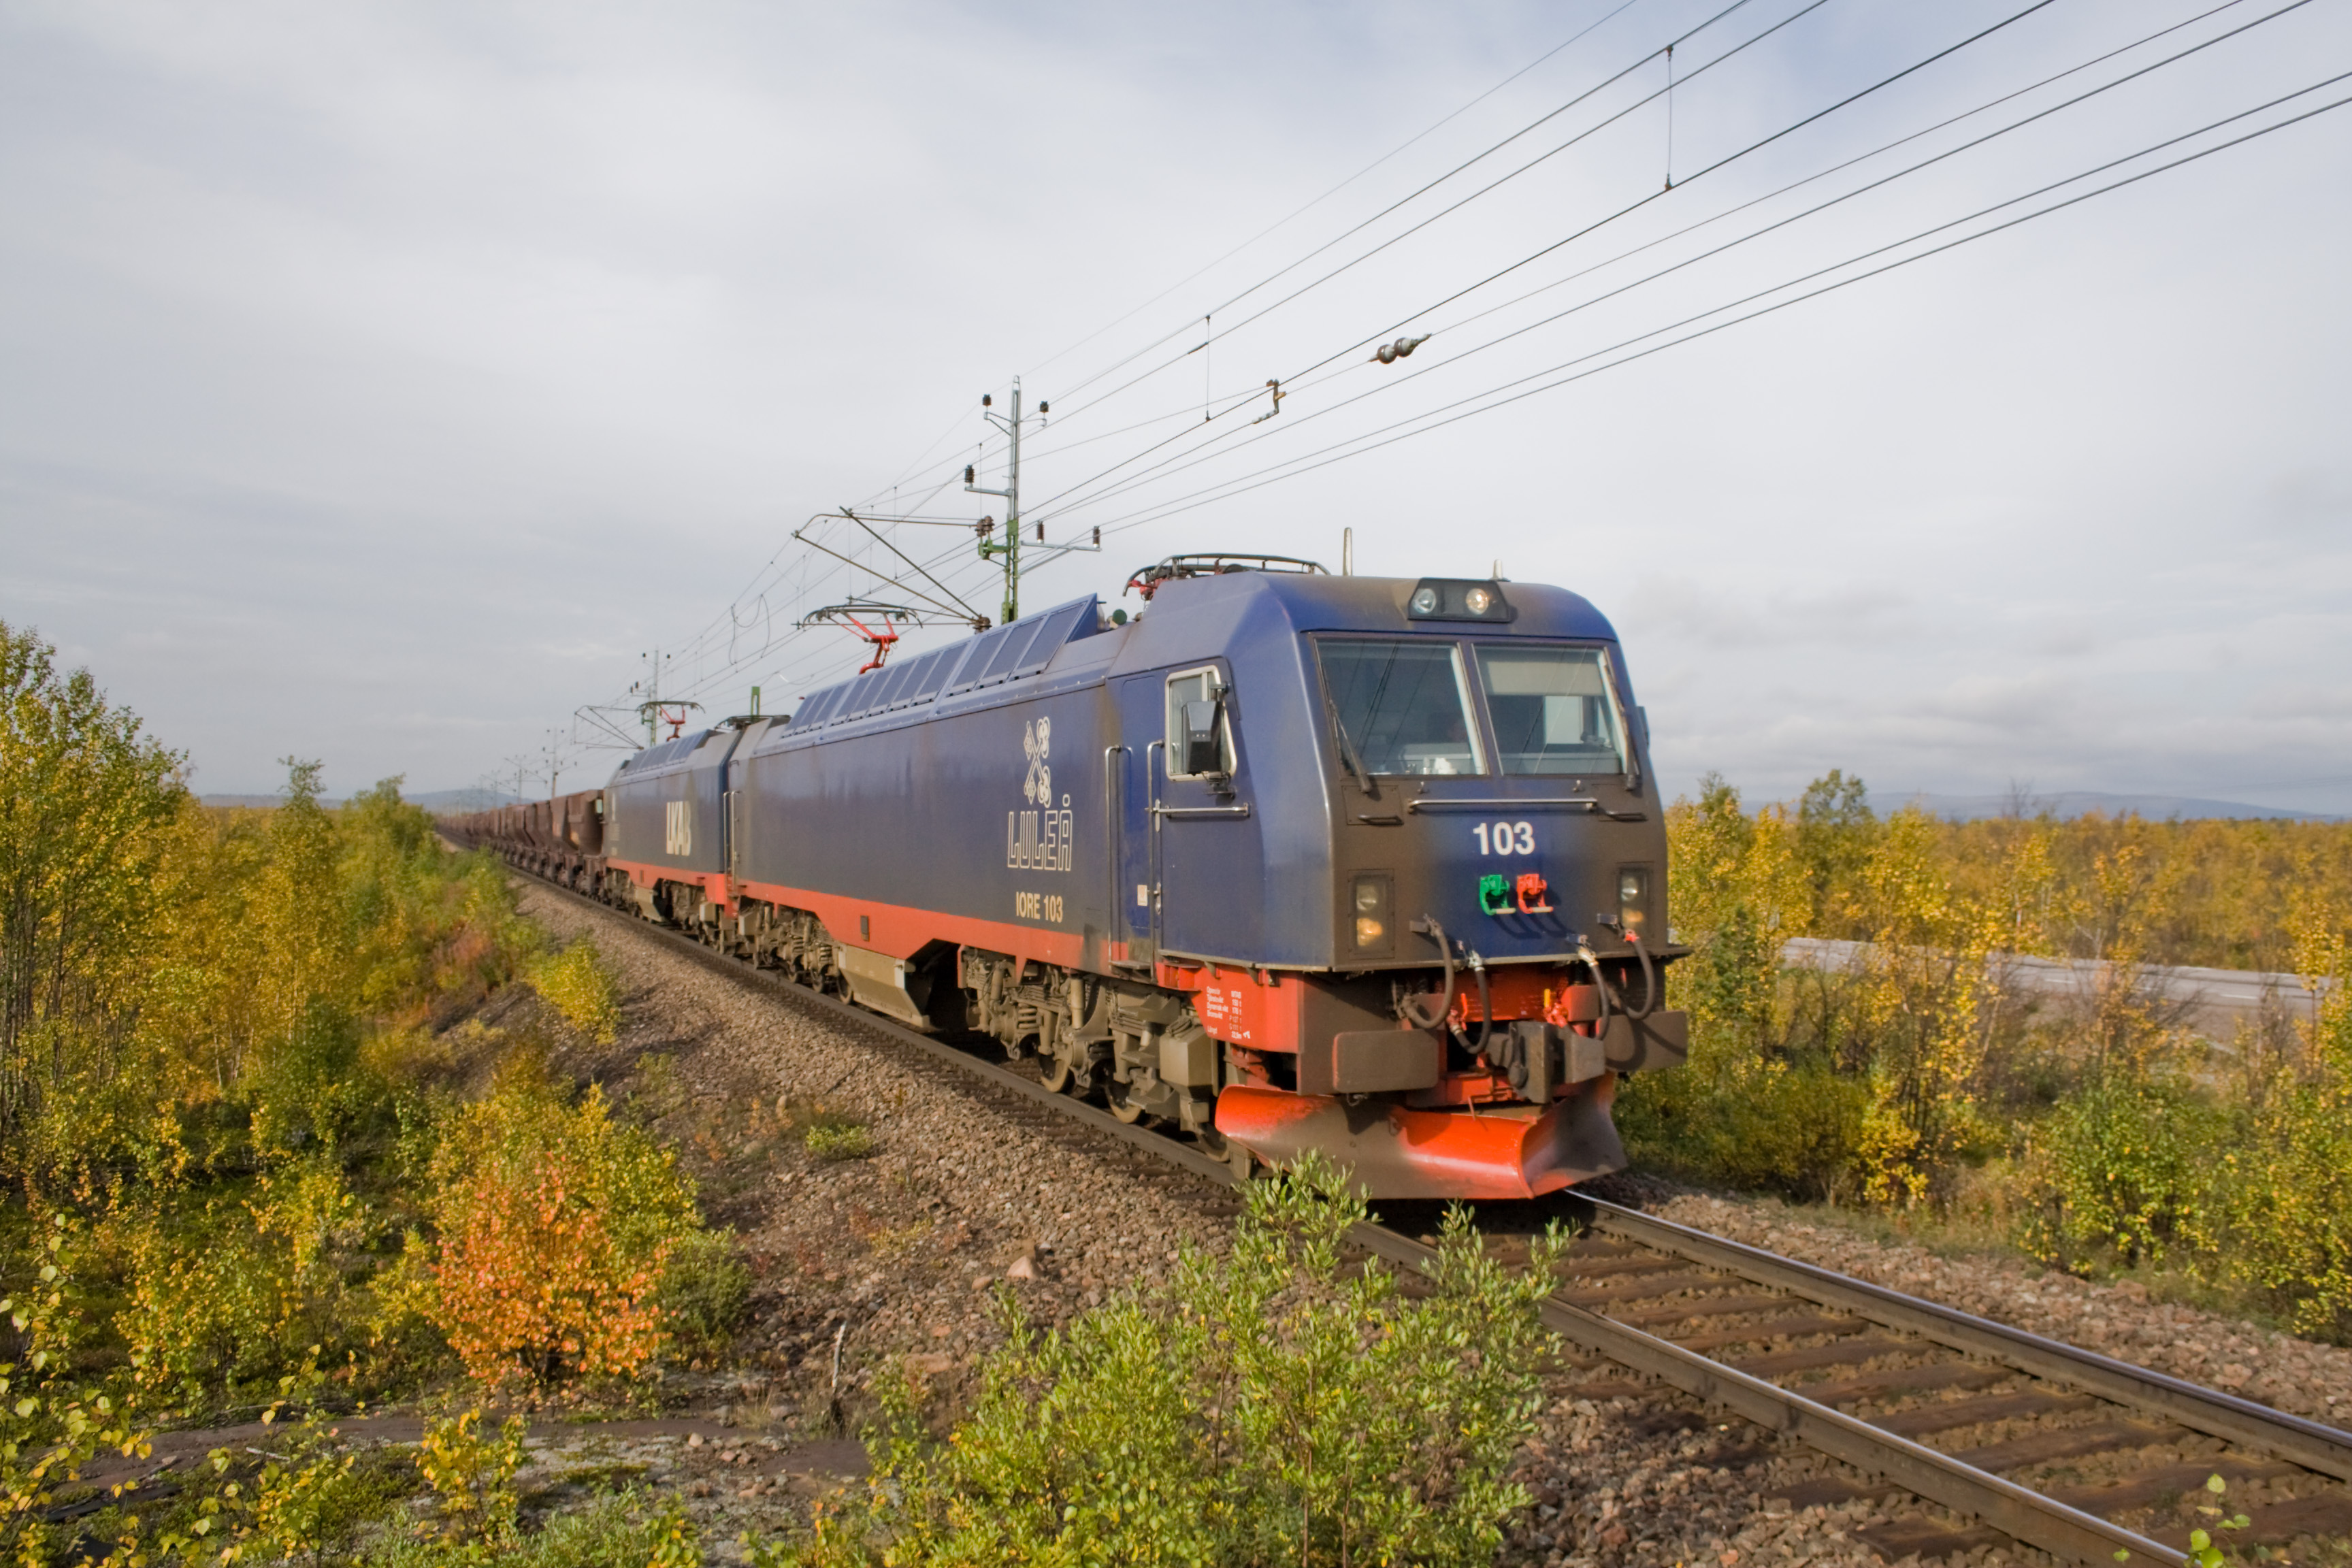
[{"x1": 1113, "y1": 563, "x2": 1688, "y2": 1198}]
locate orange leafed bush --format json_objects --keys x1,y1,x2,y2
[{"x1": 423, "y1": 1066, "x2": 698, "y2": 1388}]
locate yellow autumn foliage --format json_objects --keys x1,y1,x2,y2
[{"x1": 1626, "y1": 769, "x2": 2352, "y2": 1341}]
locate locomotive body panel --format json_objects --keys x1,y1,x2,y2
[
  {"x1": 733, "y1": 675, "x2": 1125, "y2": 972},
  {"x1": 603, "y1": 725, "x2": 738, "y2": 892}
]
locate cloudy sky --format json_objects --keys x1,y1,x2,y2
[{"x1": 4, "y1": 0, "x2": 2348, "y2": 812}]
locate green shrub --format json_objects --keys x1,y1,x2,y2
[
  {"x1": 802, "y1": 1124, "x2": 874, "y2": 1162},
  {"x1": 364, "y1": 1486, "x2": 699, "y2": 1568},
  {"x1": 657, "y1": 1229, "x2": 751, "y2": 1361},
  {"x1": 1618, "y1": 1052, "x2": 1870, "y2": 1200},
  {"x1": 0, "y1": 1220, "x2": 159, "y2": 1568},
  {"x1": 532, "y1": 1490, "x2": 697, "y2": 1568},
  {"x1": 529, "y1": 939, "x2": 623, "y2": 1046},
  {"x1": 234, "y1": 1405, "x2": 416, "y2": 1565},
  {"x1": 760, "y1": 1154, "x2": 1563, "y2": 1567},
  {"x1": 365, "y1": 1413, "x2": 701, "y2": 1568},
  {"x1": 247, "y1": 998, "x2": 376, "y2": 1159},
  {"x1": 2211, "y1": 1075, "x2": 2352, "y2": 1340},
  {"x1": 0, "y1": 631, "x2": 750, "y2": 1425},
  {"x1": 2021, "y1": 1058, "x2": 2352, "y2": 1339},
  {"x1": 2016, "y1": 1042, "x2": 2352, "y2": 1341},
  {"x1": 2021, "y1": 1074, "x2": 2206, "y2": 1270},
  {"x1": 416, "y1": 1408, "x2": 526, "y2": 1544}
]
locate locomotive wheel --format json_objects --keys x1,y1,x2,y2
[
  {"x1": 1107, "y1": 1081, "x2": 1149, "y2": 1125},
  {"x1": 1036, "y1": 1050, "x2": 1073, "y2": 1094}
]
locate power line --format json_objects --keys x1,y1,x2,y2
[
  {"x1": 1047, "y1": 0, "x2": 1769, "y2": 408},
  {"x1": 1068, "y1": 79, "x2": 2352, "y2": 539},
  {"x1": 1411, "y1": 0, "x2": 2261, "y2": 345},
  {"x1": 1036, "y1": 0, "x2": 2313, "y2": 524},
  {"x1": 1029, "y1": 0, "x2": 2078, "y2": 521},
  {"x1": 1276, "y1": 0, "x2": 2068, "y2": 385},
  {"x1": 1023, "y1": 0, "x2": 1659, "y2": 383},
  {"x1": 1184, "y1": 0, "x2": 1852, "y2": 370},
  {"x1": 599, "y1": 3, "x2": 1880, "y2": 717},
  {"x1": 576, "y1": 8, "x2": 2333, "y2": 739}
]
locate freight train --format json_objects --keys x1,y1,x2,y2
[{"x1": 447, "y1": 555, "x2": 1686, "y2": 1198}]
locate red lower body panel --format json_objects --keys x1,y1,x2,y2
[{"x1": 1213, "y1": 1077, "x2": 1626, "y2": 1200}]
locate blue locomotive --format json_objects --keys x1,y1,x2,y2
[{"x1": 457, "y1": 556, "x2": 1684, "y2": 1197}]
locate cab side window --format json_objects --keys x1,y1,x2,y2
[{"x1": 1164, "y1": 668, "x2": 1232, "y2": 779}]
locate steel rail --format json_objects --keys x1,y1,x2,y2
[
  {"x1": 1348, "y1": 1223, "x2": 2176, "y2": 1566},
  {"x1": 483, "y1": 863, "x2": 2352, "y2": 1566},
  {"x1": 1572, "y1": 1198, "x2": 2352, "y2": 1484}
]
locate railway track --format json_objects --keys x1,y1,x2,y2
[
  {"x1": 521, "y1": 870, "x2": 2352, "y2": 1567},
  {"x1": 1453, "y1": 1207, "x2": 2352, "y2": 1564}
]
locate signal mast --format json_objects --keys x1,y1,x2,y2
[{"x1": 964, "y1": 382, "x2": 1045, "y2": 627}]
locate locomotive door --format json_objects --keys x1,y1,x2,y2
[
  {"x1": 1139, "y1": 664, "x2": 1256, "y2": 962},
  {"x1": 1111, "y1": 679, "x2": 1160, "y2": 966}
]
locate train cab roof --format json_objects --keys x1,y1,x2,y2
[
  {"x1": 759, "y1": 566, "x2": 1627, "y2": 756},
  {"x1": 1113, "y1": 565, "x2": 1621, "y2": 647},
  {"x1": 604, "y1": 726, "x2": 742, "y2": 787}
]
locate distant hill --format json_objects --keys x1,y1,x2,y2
[
  {"x1": 200, "y1": 787, "x2": 522, "y2": 813},
  {"x1": 407, "y1": 787, "x2": 523, "y2": 812},
  {"x1": 1901, "y1": 790, "x2": 2342, "y2": 823}
]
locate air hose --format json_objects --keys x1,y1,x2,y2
[
  {"x1": 1463, "y1": 947, "x2": 1493, "y2": 1058},
  {"x1": 1618, "y1": 931, "x2": 1661, "y2": 1022},
  {"x1": 1402, "y1": 917, "x2": 1457, "y2": 1032},
  {"x1": 1572, "y1": 938, "x2": 1614, "y2": 1034}
]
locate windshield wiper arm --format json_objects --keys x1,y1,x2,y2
[{"x1": 1327, "y1": 698, "x2": 1377, "y2": 798}]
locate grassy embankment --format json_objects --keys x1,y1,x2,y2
[
  {"x1": 3, "y1": 621, "x2": 1571, "y2": 1568},
  {"x1": 1, "y1": 619, "x2": 774, "y2": 1563},
  {"x1": 1621, "y1": 770, "x2": 2352, "y2": 1342}
]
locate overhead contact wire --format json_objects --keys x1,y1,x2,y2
[
  {"x1": 1042, "y1": 0, "x2": 2311, "y2": 523},
  {"x1": 1047, "y1": 0, "x2": 1767, "y2": 407},
  {"x1": 1032, "y1": 0, "x2": 2072, "y2": 521},
  {"x1": 1279, "y1": 0, "x2": 2066, "y2": 383},
  {"x1": 1076, "y1": 80, "x2": 2352, "y2": 537},
  {"x1": 1024, "y1": 0, "x2": 1657, "y2": 382},
  {"x1": 1424, "y1": 0, "x2": 2261, "y2": 344}
]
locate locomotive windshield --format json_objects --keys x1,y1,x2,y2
[
  {"x1": 1474, "y1": 644, "x2": 1628, "y2": 776},
  {"x1": 1318, "y1": 639, "x2": 1484, "y2": 776}
]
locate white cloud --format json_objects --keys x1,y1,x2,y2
[{"x1": 1, "y1": 0, "x2": 2347, "y2": 813}]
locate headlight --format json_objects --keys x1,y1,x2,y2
[
  {"x1": 1404, "y1": 578, "x2": 1514, "y2": 622},
  {"x1": 1617, "y1": 866, "x2": 1650, "y2": 938},
  {"x1": 1351, "y1": 874, "x2": 1393, "y2": 952}
]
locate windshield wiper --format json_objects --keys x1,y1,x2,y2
[{"x1": 1326, "y1": 698, "x2": 1376, "y2": 798}]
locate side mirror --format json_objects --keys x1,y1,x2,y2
[{"x1": 1180, "y1": 698, "x2": 1224, "y2": 776}]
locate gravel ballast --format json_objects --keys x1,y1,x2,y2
[{"x1": 519, "y1": 883, "x2": 2349, "y2": 1566}]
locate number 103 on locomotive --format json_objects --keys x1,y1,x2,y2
[{"x1": 1474, "y1": 821, "x2": 1536, "y2": 855}]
